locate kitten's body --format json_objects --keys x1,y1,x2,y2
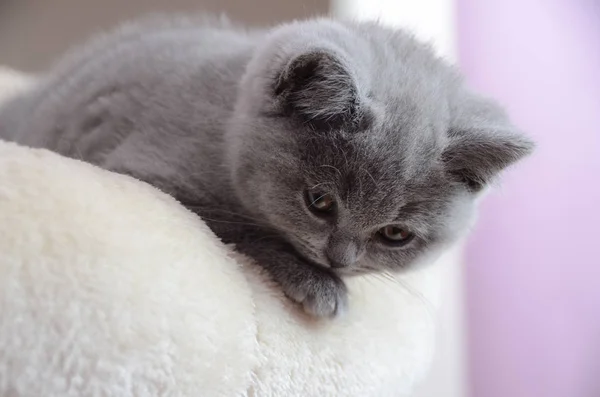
[
  {"x1": 0, "y1": 15, "x2": 532, "y2": 317},
  {"x1": 2, "y1": 17, "x2": 249, "y2": 207}
]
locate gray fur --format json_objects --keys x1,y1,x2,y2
[{"x1": 0, "y1": 15, "x2": 533, "y2": 317}]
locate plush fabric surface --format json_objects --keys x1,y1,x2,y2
[{"x1": 0, "y1": 68, "x2": 451, "y2": 396}]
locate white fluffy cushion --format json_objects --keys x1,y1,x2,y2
[{"x1": 0, "y1": 69, "x2": 450, "y2": 396}]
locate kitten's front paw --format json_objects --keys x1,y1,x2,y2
[{"x1": 284, "y1": 271, "x2": 348, "y2": 318}]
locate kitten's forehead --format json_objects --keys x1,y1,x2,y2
[{"x1": 300, "y1": 130, "x2": 444, "y2": 212}]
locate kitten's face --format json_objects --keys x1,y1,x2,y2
[
  {"x1": 233, "y1": 125, "x2": 472, "y2": 275},
  {"x1": 228, "y1": 19, "x2": 532, "y2": 274}
]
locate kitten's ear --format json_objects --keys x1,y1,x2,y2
[
  {"x1": 273, "y1": 50, "x2": 365, "y2": 131},
  {"x1": 442, "y1": 93, "x2": 534, "y2": 191}
]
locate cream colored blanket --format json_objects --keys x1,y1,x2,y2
[{"x1": 0, "y1": 68, "x2": 452, "y2": 396}]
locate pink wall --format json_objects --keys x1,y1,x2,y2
[{"x1": 458, "y1": 1, "x2": 600, "y2": 396}]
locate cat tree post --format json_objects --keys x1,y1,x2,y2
[{"x1": 331, "y1": 1, "x2": 467, "y2": 396}]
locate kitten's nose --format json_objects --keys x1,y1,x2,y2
[{"x1": 326, "y1": 234, "x2": 362, "y2": 269}]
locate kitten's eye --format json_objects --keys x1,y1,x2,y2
[
  {"x1": 305, "y1": 190, "x2": 336, "y2": 214},
  {"x1": 377, "y1": 225, "x2": 414, "y2": 246}
]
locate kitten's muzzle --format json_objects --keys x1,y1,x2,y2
[{"x1": 326, "y1": 233, "x2": 364, "y2": 269}]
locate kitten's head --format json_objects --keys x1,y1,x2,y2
[{"x1": 227, "y1": 19, "x2": 533, "y2": 275}]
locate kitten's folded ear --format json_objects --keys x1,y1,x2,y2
[
  {"x1": 443, "y1": 92, "x2": 534, "y2": 191},
  {"x1": 273, "y1": 50, "x2": 367, "y2": 131}
]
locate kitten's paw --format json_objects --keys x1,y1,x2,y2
[{"x1": 285, "y1": 271, "x2": 348, "y2": 318}]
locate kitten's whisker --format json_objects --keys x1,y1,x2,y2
[
  {"x1": 362, "y1": 269, "x2": 436, "y2": 319},
  {"x1": 382, "y1": 272, "x2": 397, "y2": 283},
  {"x1": 340, "y1": 147, "x2": 350, "y2": 168},
  {"x1": 358, "y1": 177, "x2": 364, "y2": 203},
  {"x1": 361, "y1": 166, "x2": 377, "y2": 187},
  {"x1": 309, "y1": 181, "x2": 333, "y2": 191},
  {"x1": 309, "y1": 193, "x2": 330, "y2": 208},
  {"x1": 361, "y1": 274, "x2": 379, "y2": 288},
  {"x1": 196, "y1": 216, "x2": 265, "y2": 228},
  {"x1": 247, "y1": 234, "x2": 281, "y2": 245},
  {"x1": 184, "y1": 205, "x2": 264, "y2": 223},
  {"x1": 384, "y1": 271, "x2": 437, "y2": 321},
  {"x1": 318, "y1": 164, "x2": 342, "y2": 179}
]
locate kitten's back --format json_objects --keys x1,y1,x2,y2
[{"x1": 0, "y1": 15, "x2": 256, "y2": 163}]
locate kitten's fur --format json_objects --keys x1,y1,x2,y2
[{"x1": 0, "y1": 15, "x2": 533, "y2": 317}]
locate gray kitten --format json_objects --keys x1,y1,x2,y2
[{"x1": 0, "y1": 15, "x2": 533, "y2": 317}]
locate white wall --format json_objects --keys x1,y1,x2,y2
[{"x1": 331, "y1": 0, "x2": 457, "y2": 60}]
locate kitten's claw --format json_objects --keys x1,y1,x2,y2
[{"x1": 285, "y1": 271, "x2": 348, "y2": 318}]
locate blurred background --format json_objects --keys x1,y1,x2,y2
[{"x1": 1, "y1": 0, "x2": 598, "y2": 396}]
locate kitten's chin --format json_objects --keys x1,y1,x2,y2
[
  {"x1": 287, "y1": 240, "x2": 368, "y2": 277},
  {"x1": 333, "y1": 267, "x2": 370, "y2": 277},
  {"x1": 285, "y1": 237, "x2": 332, "y2": 269}
]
